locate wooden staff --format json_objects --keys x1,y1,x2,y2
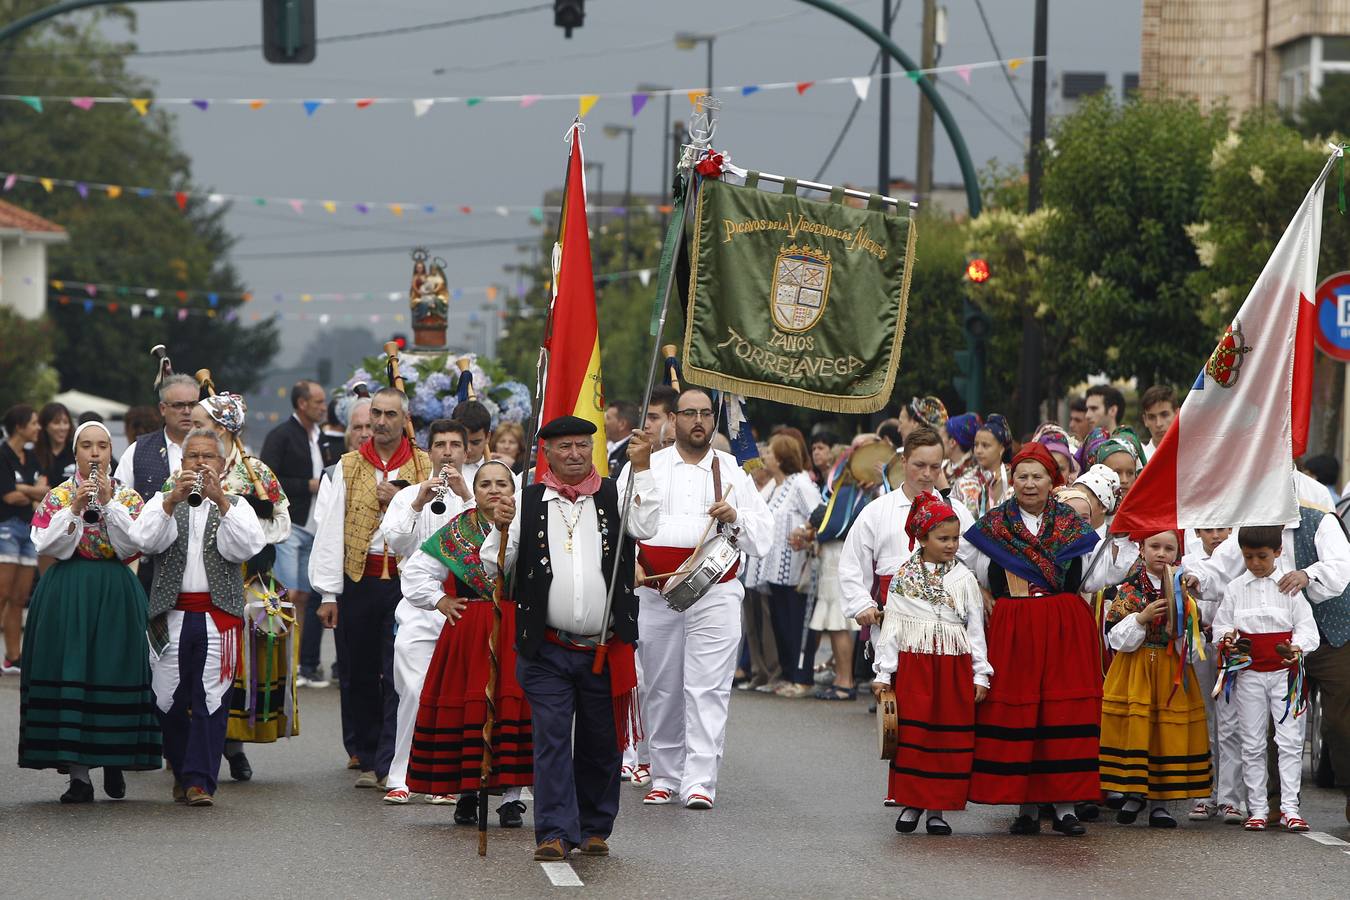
[
  {"x1": 194, "y1": 368, "x2": 269, "y2": 500},
  {"x1": 478, "y1": 526, "x2": 508, "y2": 857},
  {"x1": 382, "y1": 341, "x2": 426, "y2": 481},
  {"x1": 456, "y1": 357, "x2": 478, "y2": 401},
  {"x1": 661, "y1": 344, "x2": 681, "y2": 392}
]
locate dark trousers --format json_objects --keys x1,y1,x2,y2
[
  {"x1": 519, "y1": 641, "x2": 621, "y2": 847},
  {"x1": 300, "y1": 596, "x2": 323, "y2": 673},
  {"x1": 768, "y1": 583, "x2": 812, "y2": 685},
  {"x1": 1308, "y1": 639, "x2": 1350, "y2": 789},
  {"x1": 336, "y1": 575, "x2": 400, "y2": 775},
  {"x1": 157, "y1": 612, "x2": 231, "y2": 795}
]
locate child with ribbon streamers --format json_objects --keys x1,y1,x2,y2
[
  {"x1": 1211, "y1": 526, "x2": 1320, "y2": 833},
  {"x1": 871, "y1": 492, "x2": 990, "y2": 837},
  {"x1": 1098, "y1": 530, "x2": 1211, "y2": 828}
]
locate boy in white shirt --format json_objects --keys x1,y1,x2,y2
[{"x1": 1211, "y1": 525, "x2": 1320, "y2": 832}]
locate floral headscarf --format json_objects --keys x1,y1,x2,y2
[
  {"x1": 904, "y1": 490, "x2": 958, "y2": 550},
  {"x1": 200, "y1": 393, "x2": 247, "y2": 435},
  {"x1": 944, "y1": 413, "x2": 982, "y2": 452},
  {"x1": 909, "y1": 396, "x2": 948, "y2": 432}
]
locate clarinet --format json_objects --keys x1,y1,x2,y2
[
  {"x1": 187, "y1": 470, "x2": 205, "y2": 508},
  {"x1": 429, "y1": 464, "x2": 452, "y2": 516},
  {"x1": 82, "y1": 462, "x2": 103, "y2": 525}
]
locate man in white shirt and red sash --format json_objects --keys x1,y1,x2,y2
[{"x1": 621, "y1": 388, "x2": 773, "y2": 811}]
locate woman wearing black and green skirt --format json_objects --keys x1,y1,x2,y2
[{"x1": 19, "y1": 421, "x2": 162, "y2": 803}]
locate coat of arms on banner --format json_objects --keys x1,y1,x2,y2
[
  {"x1": 771, "y1": 245, "x2": 831, "y2": 333},
  {"x1": 1204, "y1": 319, "x2": 1252, "y2": 388}
]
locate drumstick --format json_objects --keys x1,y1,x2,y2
[{"x1": 645, "y1": 486, "x2": 736, "y2": 586}]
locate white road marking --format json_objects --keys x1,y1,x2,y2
[
  {"x1": 540, "y1": 862, "x2": 584, "y2": 887},
  {"x1": 1302, "y1": 832, "x2": 1350, "y2": 847}
]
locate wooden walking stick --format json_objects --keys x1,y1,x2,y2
[{"x1": 478, "y1": 524, "x2": 508, "y2": 857}]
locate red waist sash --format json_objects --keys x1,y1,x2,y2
[
  {"x1": 175, "y1": 592, "x2": 243, "y2": 683},
  {"x1": 363, "y1": 553, "x2": 399, "y2": 579},
  {"x1": 638, "y1": 543, "x2": 739, "y2": 590},
  {"x1": 1244, "y1": 630, "x2": 1295, "y2": 672}
]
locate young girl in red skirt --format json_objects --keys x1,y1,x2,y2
[
  {"x1": 872, "y1": 491, "x2": 990, "y2": 836},
  {"x1": 401, "y1": 461, "x2": 534, "y2": 828}
]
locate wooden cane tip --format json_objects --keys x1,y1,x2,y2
[
  {"x1": 478, "y1": 834, "x2": 487, "y2": 856},
  {"x1": 383, "y1": 340, "x2": 400, "y2": 356}
]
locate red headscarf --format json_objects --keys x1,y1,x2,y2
[
  {"x1": 1012, "y1": 441, "x2": 1065, "y2": 488},
  {"x1": 904, "y1": 490, "x2": 958, "y2": 550}
]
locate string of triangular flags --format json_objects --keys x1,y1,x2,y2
[
  {"x1": 0, "y1": 170, "x2": 674, "y2": 218},
  {"x1": 35, "y1": 264, "x2": 656, "y2": 310},
  {"x1": 47, "y1": 290, "x2": 426, "y2": 324},
  {"x1": 0, "y1": 56, "x2": 1036, "y2": 119}
]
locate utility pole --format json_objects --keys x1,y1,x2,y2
[
  {"x1": 1019, "y1": 0, "x2": 1048, "y2": 432},
  {"x1": 915, "y1": 0, "x2": 937, "y2": 201},
  {"x1": 877, "y1": 0, "x2": 893, "y2": 195}
]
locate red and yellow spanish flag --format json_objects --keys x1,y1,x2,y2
[{"x1": 537, "y1": 121, "x2": 608, "y2": 475}]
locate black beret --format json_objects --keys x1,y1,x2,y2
[{"x1": 538, "y1": 415, "x2": 597, "y2": 439}]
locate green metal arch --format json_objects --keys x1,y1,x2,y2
[{"x1": 793, "y1": 0, "x2": 983, "y2": 217}]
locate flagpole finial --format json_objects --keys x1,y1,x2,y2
[
  {"x1": 679, "y1": 95, "x2": 721, "y2": 172},
  {"x1": 564, "y1": 118, "x2": 585, "y2": 142}
]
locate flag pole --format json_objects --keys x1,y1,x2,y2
[{"x1": 591, "y1": 96, "x2": 720, "y2": 676}]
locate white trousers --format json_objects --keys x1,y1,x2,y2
[
  {"x1": 1195, "y1": 648, "x2": 1245, "y2": 809},
  {"x1": 622, "y1": 645, "x2": 651, "y2": 769},
  {"x1": 638, "y1": 582, "x2": 742, "y2": 802},
  {"x1": 385, "y1": 600, "x2": 445, "y2": 793},
  {"x1": 152, "y1": 610, "x2": 231, "y2": 715},
  {"x1": 1233, "y1": 668, "x2": 1305, "y2": 819}
]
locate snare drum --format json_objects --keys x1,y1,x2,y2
[{"x1": 661, "y1": 533, "x2": 741, "y2": 613}]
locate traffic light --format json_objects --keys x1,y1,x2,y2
[
  {"x1": 966, "y1": 257, "x2": 990, "y2": 284},
  {"x1": 953, "y1": 299, "x2": 989, "y2": 413},
  {"x1": 554, "y1": 0, "x2": 585, "y2": 38},
  {"x1": 262, "y1": 0, "x2": 316, "y2": 64},
  {"x1": 389, "y1": 333, "x2": 408, "y2": 351}
]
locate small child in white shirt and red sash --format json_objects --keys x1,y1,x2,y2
[{"x1": 1211, "y1": 525, "x2": 1320, "y2": 832}]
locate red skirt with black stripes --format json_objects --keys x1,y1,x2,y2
[
  {"x1": 406, "y1": 600, "x2": 533, "y2": 794},
  {"x1": 887, "y1": 651, "x2": 977, "y2": 810},
  {"x1": 968, "y1": 592, "x2": 1103, "y2": 805}
]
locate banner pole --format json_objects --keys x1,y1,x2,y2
[{"x1": 590, "y1": 97, "x2": 718, "y2": 676}]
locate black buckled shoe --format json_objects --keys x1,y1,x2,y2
[
  {"x1": 1052, "y1": 813, "x2": 1086, "y2": 836},
  {"x1": 1148, "y1": 808, "x2": 1178, "y2": 829},
  {"x1": 1009, "y1": 814, "x2": 1041, "y2": 835},
  {"x1": 454, "y1": 791, "x2": 480, "y2": 826},
  {"x1": 226, "y1": 751, "x2": 253, "y2": 782},
  {"x1": 103, "y1": 767, "x2": 126, "y2": 799},
  {"x1": 1076, "y1": 802, "x2": 1100, "y2": 822},
  {"x1": 925, "y1": 815, "x2": 952, "y2": 836},
  {"x1": 895, "y1": 807, "x2": 922, "y2": 834},
  {"x1": 498, "y1": 800, "x2": 526, "y2": 828},
  {"x1": 60, "y1": 779, "x2": 94, "y2": 804}
]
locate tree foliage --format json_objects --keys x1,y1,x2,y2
[
  {"x1": 0, "y1": 308, "x2": 57, "y2": 412},
  {"x1": 1291, "y1": 72, "x2": 1350, "y2": 142},
  {"x1": 0, "y1": 2, "x2": 277, "y2": 405},
  {"x1": 1038, "y1": 94, "x2": 1229, "y2": 390}
]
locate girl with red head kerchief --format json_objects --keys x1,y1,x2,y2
[
  {"x1": 872, "y1": 491, "x2": 990, "y2": 837},
  {"x1": 962, "y1": 441, "x2": 1135, "y2": 836}
]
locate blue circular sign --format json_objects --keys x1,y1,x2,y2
[{"x1": 1315, "y1": 271, "x2": 1350, "y2": 362}]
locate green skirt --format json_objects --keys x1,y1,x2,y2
[{"x1": 19, "y1": 556, "x2": 163, "y2": 771}]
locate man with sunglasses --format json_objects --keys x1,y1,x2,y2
[{"x1": 619, "y1": 388, "x2": 772, "y2": 811}]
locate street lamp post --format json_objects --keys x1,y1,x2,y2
[
  {"x1": 674, "y1": 32, "x2": 716, "y2": 95},
  {"x1": 583, "y1": 160, "x2": 604, "y2": 228},
  {"x1": 636, "y1": 82, "x2": 673, "y2": 198},
  {"x1": 603, "y1": 123, "x2": 635, "y2": 273}
]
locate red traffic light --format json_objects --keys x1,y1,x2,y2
[
  {"x1": 966, "y1": 258, "x2": 991, "y2": 283},
  {"x1": 390, "y1": 333, "x2": 408, "y2": 351}
]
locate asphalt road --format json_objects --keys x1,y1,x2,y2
[{"x1": 3, "y1": 643, "x2": 1350, "y2": 899}]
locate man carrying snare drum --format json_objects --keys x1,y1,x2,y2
[{"x1": 618, "y1": 388, "x2": 772, "y2": 811}]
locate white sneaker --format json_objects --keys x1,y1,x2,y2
[
  {"x1": 1188, "y1": 801, "x2": 1216, "y2": 821},
  {"x1": 630, "y1": 764, "x2": 651, "y2": 786},
  {"x1": 642, "y1": 788, "x2": 675, "y2": 805}
]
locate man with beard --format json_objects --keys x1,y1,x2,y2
[
  {"x1": 309, "y1": 388, "x2": 430, "y2": 789},
  {"x1": 622, "y1": 388, "x2": 772, "y2": 810}
]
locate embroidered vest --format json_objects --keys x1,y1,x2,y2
[
  {"x1": 513, "y1": 478, "x2": 637, "y2": 660},
  {"x1": 132, "y1": 431, "x2": 171, "y2": 501},
  {"x1": 147, "y1": 498, "x2": 245, "y2": 620},
  {"x1": 1290, "y1": 505, "x2": 1350, "y2": 648},
  {"x1": 339, "y1": 448, "x2": 429, "y2": 582}
]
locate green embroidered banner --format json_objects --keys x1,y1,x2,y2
[{"x1": 681, "y1": 175, "x2": 916, "y2": 412}]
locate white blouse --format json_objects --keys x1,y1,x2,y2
[{"x1": 872, "y1": 560, "x2": 992, "y2": 688}]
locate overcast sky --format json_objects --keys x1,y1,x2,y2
[{"x1": 104, "y1": 0, "x2": 1139, "y2": 393}]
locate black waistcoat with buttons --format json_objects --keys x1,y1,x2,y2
[{"x1": 514, "y1": 478, "x2": 638, "y2": 660}]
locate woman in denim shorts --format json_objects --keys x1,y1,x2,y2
[{"x1": 1, "y1": 404, "x2": 48, "y2": 673}]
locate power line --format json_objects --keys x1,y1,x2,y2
[
  {"x1": 935, "y1": 79, "x2": 1024, "y2": 150},
  {"x1": 972, "y1": 0, "x2": 1030, "y2": 123},
  {"x1": 814, "y1": 52, "x2": 883, "y2": 181},
  {"x1": 17, "y1": 4, "x2": 552, "y2": 59}
]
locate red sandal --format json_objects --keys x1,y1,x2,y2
[{"x1": 1280, "y1": 814, "x2": 1310, "y2": 832}]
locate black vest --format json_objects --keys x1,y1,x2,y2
[
  {"x1": 132, "y1": 431, "x2": 171, "y2": 501},
  {"x1": 514, "y1": 478, "x2": 638, "y2": 660}
]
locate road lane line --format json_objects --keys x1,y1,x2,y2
[
  {"x1": 1302, "y1": 832, "x2": 1350, "y2": 847},
  {"x1": 540, "y1": 862, "x2": 584, "y2": 886}
]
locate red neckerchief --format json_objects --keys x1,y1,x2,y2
[
  {"x1": 359, "y1": 436, "x2": 413, "y2": 473},
  {"x1": 541, "y1": 466, "x2": 601, "y2": 502}
]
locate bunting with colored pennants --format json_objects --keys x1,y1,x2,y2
[
  {"x1": 0, "y1": 170, "x2": 675, "y2": 219},
  {"x1": 0, "y1": 56, "x2": 1034, "y2": 119},
  {"x1": 683, "y1": 175, "x2": 916, "y2": 413}
]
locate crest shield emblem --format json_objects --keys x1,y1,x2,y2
[
  {"x1": 771, "y1": 244, "x2": 831, "y2": 333},
  {"x1": 1204, "y1": 319, "x2": 1252, "y2": 388}
]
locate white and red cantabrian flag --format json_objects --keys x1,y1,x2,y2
[{"x1": 1112, "y1": 151, "x2": 1339, "y2": 535}]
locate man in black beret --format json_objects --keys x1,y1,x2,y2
[{"x1": 484, "y1": 414, "x2": 661, "y2": 861}]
